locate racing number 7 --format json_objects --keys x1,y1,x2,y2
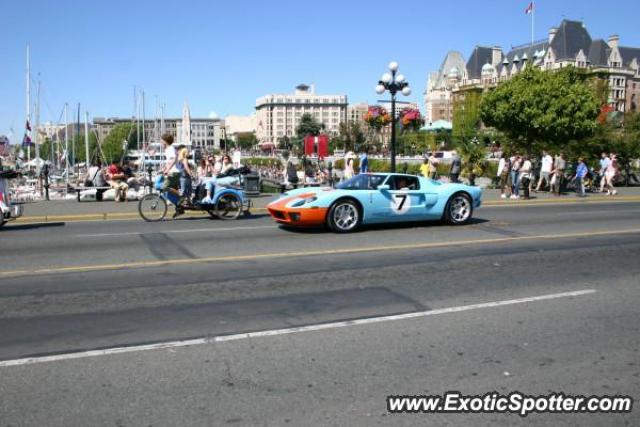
[{"x1": 395, "y1": 194, "x2": 407, "y2": 211}]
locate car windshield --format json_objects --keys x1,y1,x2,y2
[{"x1": 336, "y1": 174, "x2": 386, "y2": 190}]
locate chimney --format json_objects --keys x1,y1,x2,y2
[
  {"x1": 492, "y1": 46, "x2": 503, "y2": 66},
  {"x1": 549, "y1": 27, "x2": 558, "y2": 44},
  {"x1": 608, "y1": 35, "x2": 620, "y2": 48}
]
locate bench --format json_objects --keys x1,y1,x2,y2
[{"x1": 73, "y1": 186, "x2": 111, "y2": 202}]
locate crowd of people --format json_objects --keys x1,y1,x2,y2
[
  {"x1": 496, "y1": 151, "x2": 620, "y2": 199},
  {"x1": 83, "y1": 133, "x2": 244, "y2": 204}
]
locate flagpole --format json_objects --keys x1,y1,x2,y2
[{"x1": 531, "y1": 2, "x2": 535, "y2": 46}]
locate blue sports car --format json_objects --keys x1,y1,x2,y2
[{"x1": 267, "y1": 173, "x2": 482, "y2": 232}]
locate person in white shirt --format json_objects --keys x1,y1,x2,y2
[
  {"x1": 161, "y1": 133, "x2": 180, "y2": 195},
  {"x1": 535, "y1": 150, "x2": 554, "y2": 192},
  {"x1": 496, "y1": 153, "x2": 511, "y2": 199},
  {"x1": 598, "y1": 152, "x2": 611, "y2": 193},
  {"x1": 519, "y1": 156, "x2": 533, "y2": 199}
]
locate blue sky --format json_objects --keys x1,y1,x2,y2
[{"x1": 2, "y1": 0, "x2": 639, "y2": 139}]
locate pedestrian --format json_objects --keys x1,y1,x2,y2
[
  {"x1": 449, "y1": 150, "x2": 461, "y2": 183},
  {"x1": 497, "y1": 153, "x2": 511, "y2": 199},
  {"x1": 86, "y1": 160, "x2": 107, "y2": 201},
  {"x1": 343, "y1": 151, "x2": 355, "y2": 180},
  {"x1": 574, "y1": 157, "x2": 588, "y2": 197},
  {"x1": 122, "y1": 162, "x2": 141, "y2": 193},
  {"x1": 519, "y1": 155, "x2": 532, "y2": 199},
  {"x1": 598, "y1": 152, "x2": 611, "y2": 193},
  {"x1": 285, "y1": 157, "x2": 299, "y2": 188},
  {"x1": 551, "y1": 153, "x2": 566, "y2": 196},
  {"x1": 106, "y1": 162, "x2": 128, "y2": 202},
  {"x1": 420, "y1": 157, "x2": 430, "y2": 178},
  {"x1": 359, "y1": 149, "x2": 369, "y2": 174},
  {"x1": 535, "y1": 150, "x2": 554, "y2": 192},
  {"x1": 510, "y1": 155, "x2": 522, "y2": 199},
  {"x1": 428, "y1": 153, "x2": 439, "y2": 180},
  {"x1": 605, "y1": 153, "x2": 618, "y2": 196},
  {"x1": 176, "y1": 145, "x2": 193, "y2": 206}
]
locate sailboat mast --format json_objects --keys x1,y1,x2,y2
[
  {"x1": 141, "y1": 91, "x2": 146, "y2": 172},
  {"x1": 84, "y1": 112, "x2": 90, "y2": 167},
  {"x1": 34, "y1": 78, "x2": 41, "y2": 176},
  {"x1": 26, "y1": 44, "x2": 31, "y2": 164},
  {"x1": 64, "y1": 103, "x2": 69, "y2": 192}
]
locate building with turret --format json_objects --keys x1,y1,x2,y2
[{"x1": 425, "y1": 19, "x2": 640, "y2": 117}]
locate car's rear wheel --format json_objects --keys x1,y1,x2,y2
[
  {"x1": 444, "y1": 192, "x2": 473, "y2": 225},
  {"x1": 327, "y1": 199, "x2": 361, "y2": 233}
]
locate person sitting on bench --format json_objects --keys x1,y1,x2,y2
[{"x1": 106, "y1": 163, "x2": 129, "y2": 202}]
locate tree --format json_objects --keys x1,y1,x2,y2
[
  {"x1": 479, "y1": 66, "x2": 599, "y2": 154},
  {"x1": 69, "y1": 132, "x2": 99, "y2": 164},
  {"x1": 236, "y1": 132, "x2": 257, "y2": 150},
  {"x1": 296, "y1": 113, "x2": 323, "y2": 137},
  {"x1": 456, "y1": 137, "x2": 488, "y2": 185},
  {"x1": 102, "y1": 123, "x2": 139, "y2": 164},
  {"x1": 338, "y1": 121, "x2": 366, "y2": 152},
  {"x1": 452, "y1": 90, "x2": 482, "y2": 142}
]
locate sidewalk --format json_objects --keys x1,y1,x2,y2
[{"x1": 14, "y1": 187, "x2": 640, "y2": 224}]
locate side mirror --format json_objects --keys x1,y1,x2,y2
[{"x1": 378, "y1": 184, "x2": 390, "y2": 191}]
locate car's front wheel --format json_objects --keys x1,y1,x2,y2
[
  {"x1": 444, "y1": 192, "x2": 473, "y2": 225},
  {"x1": 327, "y1": 199, "x2": 361, "y2": 233}
]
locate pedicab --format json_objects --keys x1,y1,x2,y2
[{"x1": 138, "y1": 166, "x2": 252, "y2": 222}]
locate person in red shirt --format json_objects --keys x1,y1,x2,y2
[{"x1": 106, "y1": 163, "x2": 129, "y2": 202}]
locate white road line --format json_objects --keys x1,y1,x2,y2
[
  {"x1": 0, "y1": 289, "x2": 596, "y2": 368},
  {"x1": 76, "y1": 225, "x2": 276, "y2": 238}
]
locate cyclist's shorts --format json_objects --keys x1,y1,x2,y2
[{"x1": 162, "y1": 173, "x2": 180, "y2": 192}]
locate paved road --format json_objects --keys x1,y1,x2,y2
[{"x1": 1, "y1": 200, "x2": 639, "y2": 426}]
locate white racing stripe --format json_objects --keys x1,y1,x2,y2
[
  {"x1": 0, "y1": 289, "x2": 596, "y2": 368},
  {"x1": 76, "y1": 225, "x2": 276, "y2": 238}
]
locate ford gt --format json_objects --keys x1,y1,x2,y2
[{"x1": 267, "y1": 173, "x2": 482, "y2": 232}]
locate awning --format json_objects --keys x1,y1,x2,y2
[{"x1": 421, "y1": 120, "x2": 453, "y2": 132}]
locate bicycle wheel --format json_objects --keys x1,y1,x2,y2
[
  {"x1": 138, "y1": 193, "x2": 168, "y2": 222},
  {"x1": 215, "y1": 193, "x2": 242, "y2": 220}
]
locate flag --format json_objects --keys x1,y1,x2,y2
[
  {"x1": 22, "y1": 134, "x2": 33, "y2": 147},
  {"x1": 525, "y1": 2, "x2": 534, "y2": 14},
  {"x1": 25, "y1": 120, "x2": 31, "y2": 131}
]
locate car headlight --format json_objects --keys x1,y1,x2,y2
[{"x1": 291, "y1": 196, "x2": 317, "y2": 207}]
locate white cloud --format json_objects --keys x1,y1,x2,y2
[{"x1": 208, "y1": 111, "x2": 219, "y2": 119}]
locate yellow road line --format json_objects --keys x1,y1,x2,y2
[{"x1": 3, "y1": 227, "x2": 640, "y2": 278}]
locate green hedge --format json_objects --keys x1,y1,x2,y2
[
  {"x1": 332, "y1": 159, "x2": 498, "y2": 178},
  {"x1": 245, "y1": 156, "x2": 500, "y2": 178},
  {"x1": 243, "y1": 157, "x2": 283, "y2": 168}
]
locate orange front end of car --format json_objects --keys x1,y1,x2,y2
[{"x1": 267, "y1": 195, "x2": 328, "y2": 226}]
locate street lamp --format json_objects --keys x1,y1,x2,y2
[{"x1": 376, "y1": 61, "x2": 411, "y2": 172}]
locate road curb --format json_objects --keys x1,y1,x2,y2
[{"x1": 12, "y1": 196, "x2": 640, "y2": 224}]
